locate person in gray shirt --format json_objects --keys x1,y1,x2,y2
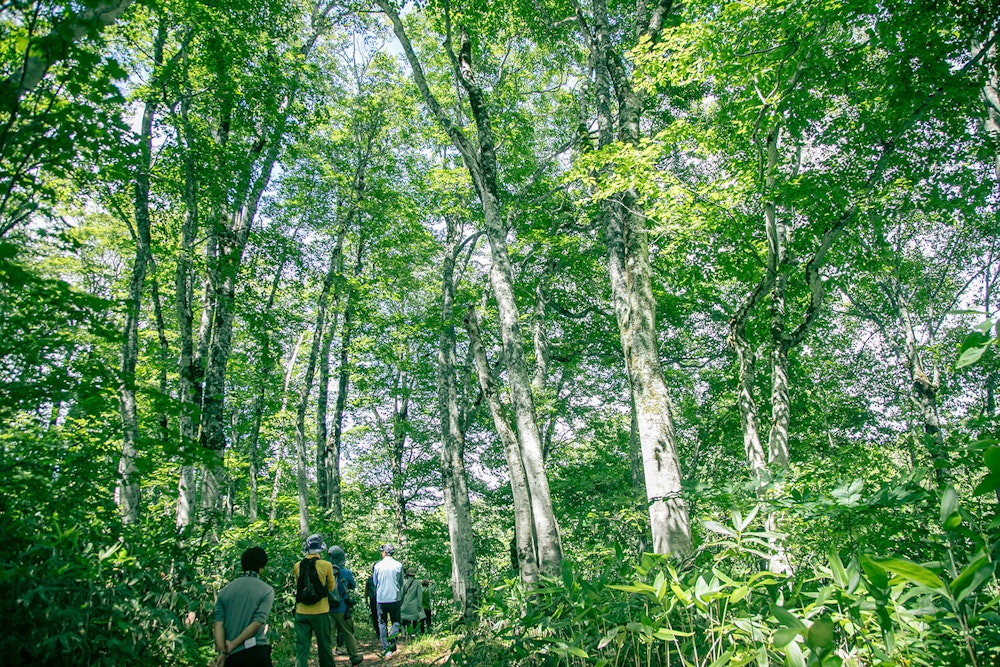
[{"x1": 213, "y1": 547, "x2": 275, "y2": 667}]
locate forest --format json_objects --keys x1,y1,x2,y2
[{"x1": 1, "y1": 0, "x2": 999, "y2": 665}]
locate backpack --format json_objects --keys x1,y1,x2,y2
[
  {"x1": 296, "y1": 558, "x2": 326, "y2": 605},
  {"x1": 327, "y1": 564, "x2": 346, "y2": 606}
]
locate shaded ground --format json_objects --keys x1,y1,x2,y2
[
  {"x1": 341, "y1": 634, "x2": 452, "y2": 667},
  {"x1": 299, "y1": 624, "x2": 453, "y2": 667}
]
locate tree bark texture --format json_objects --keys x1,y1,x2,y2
[
  {"x1": 466, "y1": 306, "x2": 540, "y2": 583},
  {"x1": 329, "y1": 240, "x2": 364, "y2": 523},
  {"x1": 117, "y1": 23, "x2": 167, "y2": 525},
  {"x1": 438, "y1": 218, "x2": 481, "y2": 620},
  {"x1": 580, "y1": 0, "x2": 692, "y2": 556}
]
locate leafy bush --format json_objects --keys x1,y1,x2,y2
[{"x1": 450, "y1": 495, "x2": 1000, "y2": 667}]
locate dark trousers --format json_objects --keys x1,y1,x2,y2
[
  {"x1": 377, "y1": 600, "x2": 402, "y2": 652},
  {"x1": 368, "y1": 599, "x2": 380, "y2": 638},
  {"x1": 227, "y1": 645, "x2": 273, "y2": 667},
  {"x1": 420, "y1": 608, "x2": 432, "y2": 633}
]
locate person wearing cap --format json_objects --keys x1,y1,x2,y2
[
  {"x1": 372, "y1": 543, "x2": 404, "y2": 658},
  {"x1": 212, "y1": 547, "x2": 274, "y2": 667},
  {"x1": 399, "y1": 565, "x2": 423, "y2": 636},
  {"x1": 293, "y1": 534, "x2": 337, "y2": 667},
  {"x1": 327, "y1": 545, "x2": 363, "y2": 666}
]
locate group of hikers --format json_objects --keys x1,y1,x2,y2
[{"x1": 212, "y1": 536, "x2": 435, "y2": 667}]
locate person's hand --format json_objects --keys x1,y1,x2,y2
[
  {"x1": 213, "y1": 652, "x2": 226, "y2": 667},
  {"x1": 225, "y1": 640, "x2": 238, "y2": 653}
]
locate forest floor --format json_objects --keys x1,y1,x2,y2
[{"x1": 312, "y1": 629, "x2": 453, "y2": 667}]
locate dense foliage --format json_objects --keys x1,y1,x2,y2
[{"x1": 1, "y1": 0, "x2": 998, "y2": 665}]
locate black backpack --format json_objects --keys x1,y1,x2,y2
[{"x1": 296, "y1": 558, "x2": 326, "y2": 605}]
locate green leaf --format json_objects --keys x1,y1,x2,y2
[
  {"x1": 653, "y1": 627, "x2": 693, "y2": 640},
  {"x1": 985, "y1": 446, "x2": 1000, "y2": 474},
  {"x1": 707, "y1": 651, "x2": 733, "y2": 667},
  {"x1": 784, "y1": 636, "x2": 806, "y2": 667},
  {"x1": 829, "y1": 550, "x2": 848, "y2": 588},
  {"x1": 950, "y1": 556, "x2": 994, "y2": 603},
  {"x1": 770, "y1": 603, "x2": 807, "y2": 630},
  {"x1": 864, "y1": 556, "x2": 946, "y2": 592},
  {"x1": 939, "y1": 486, "x2": 958, "y2": 523},
  {"x1": 807, "y1": 618, "x2": 835, "y2": 649},
  {"x1": 957, "y1": 339, "x2": 994, "y2": 368},
  {"x1": 973, "y1": 474, "x2": 1000, "y2": 497},
  {"x1": 597, "y1": 627, "x2": 620, "y2": 649},
  {"x1": 773, "y1": 627, "x2": 801, "y2": 648},
  {"x1": 729, "y1": 586, "x2": 750, "y2": 604},
  {"x1": 940, "y1": 486, "x2": 961, "y2": 530},
  {"x1": 703, "y1": 520, "x2": 738, "y2": 537},
  {"x1": 608, "y1": 583, "x2": 657, "y2": 595}
]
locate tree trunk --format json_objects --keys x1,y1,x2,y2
[
  {"x1": 316, "y1": 309, "x2": 338, "y2": 511},
  {"x1": 193, "y1": 5, "x2": 331, "y2": 522},
  {"x1": 377, "y1": 1, "x2": 563, "y2": 574},
  {"x1": 117, "y1": 100, "x2": 154, "y2": 525},
  {"x1": 438, "y1": 218, "x2": 480, "y2": 620},
  {"x1": 980, "y1": 30, "x2": 1000, "y2": 181},
  {"x1": 582, "y1": 0, "x2": 692, "y2": 556},
  {"x1": 246, "y1": 267, "x2": 287, "y2": 522},
  {"x1": 466, "y1": 306, "x2": 540, "y2": 583},
  {"x1": 175, "y1": 69, "x2": 205, "y2": 529},
  {"x1": 293, "y1": 241, "x2": 342, "y2": 534},
  {"x1": 318, "y1": 214, "x2": 351, "y2": 512},
  {"x1": 898, "y1": 296, "x2": 948, "y2": 484},
  {"x1": 118, "y1": 24, "x2": 166, "y2": 524},
  {"x1": 329, "y1": 240, "x2": 363, "y2": 523}
]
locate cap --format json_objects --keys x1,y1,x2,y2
[{"x1": 328, "y1": 545, "x2": 346, "y2": 565}]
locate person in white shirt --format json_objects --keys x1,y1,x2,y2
[{"x1": 371, "y1": 543, "x2": 404, "y2": 658}]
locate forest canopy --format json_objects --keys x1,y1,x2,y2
[{"x1": 1, "y1": 0, "x2": 999, "y2": 665}]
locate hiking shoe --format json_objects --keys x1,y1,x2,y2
[
  {"x1": 383, "y1": 651, "x2": 393, "y2": 660},
  {"x1": 351, "y1": 658, "x2": 364, "y2": 666}
]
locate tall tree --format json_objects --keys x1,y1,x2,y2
[
  {"x1": 377, "y1": 0, "x2": 564, "y2": 575},
  {"x1": 571, "y1": 0, "x2": 692, "y2": 556},
  {"x1": 437, "y1": 212, "x2": 482, "y2": 617}
]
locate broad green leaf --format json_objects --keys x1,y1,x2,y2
[
  {"x1": 707, "y1": 650, "x2": 733, "y2": 667},
  {"x1": 784, "y1": 636, "x2": 806, "y2": 667},
  {"x1": 939, "y1": 486, "x2": 958, "y2": 525},
  {"x1": 770, "y1": 603, "x2": 807, "y2": 630},
  {"x1": 597, "y1": 627, "x2": 620, "y2": 649},
  {"x1": 951, "y1": 555, "x2": 994, "y2": 603},
  {"x1": 807, "y1": 618, "x2": 835, "y2": 648},
  {"x1": 703, "y1": 520, "x2": 738, "y2": 537},
  {"x1": 609, "y1": 583, "x2": 657, "y2": 595},
  {"x1": 985, "y1": 446, "x2": 1000, "y2": 474},
  {"x1": 865, "y1": 556, "x2": 946, "y2": 592},
  {"x1": 973, "y1": 474, "x2": 1000, "y2": 497},
  {"x1": 957, "y1": 341, "x2": 993, "y2": 369},
  {"x1": 773, "y1": 627, "x2": 800, "y2": 648},
  {"x1": 829, "y1": 550, "x2": 848, "y2": 588},
  {"x1": 730, "y1": 586, "x2": 750, "y2": 604}
]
